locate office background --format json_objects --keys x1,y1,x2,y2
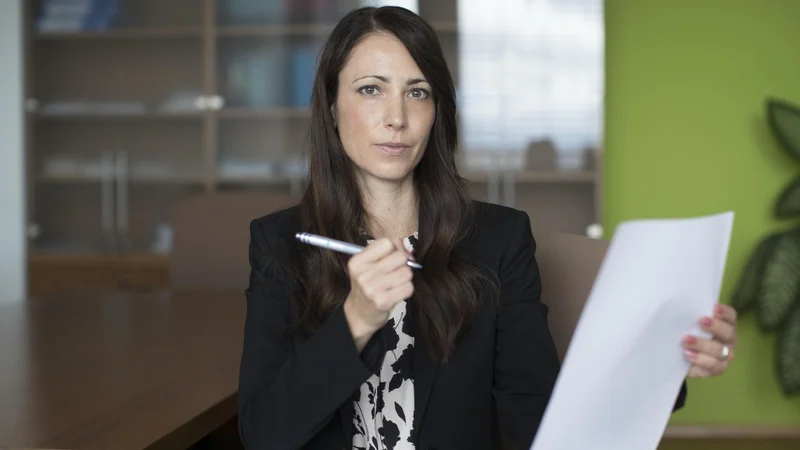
[
  {"x1": 605, "y1": 0, "x2": 800, "y2": 437},
  {"x1": 0, "y1": 0, "x2": 798, "y2": 448}
]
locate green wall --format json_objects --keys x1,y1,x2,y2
[{"x1": 604, "y1": 0, "x2": 800, "y2": 427}]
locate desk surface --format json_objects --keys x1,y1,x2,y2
[
  {"x1": 2, "y1": 291, "x2": 799, "y2": 449},
  {"x1": 0, "y1": 290, "x2": 245, "y2": 450}
]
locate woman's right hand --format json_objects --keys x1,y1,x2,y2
[{"x1": 343, "y1": 237, "x2": 415, "y2": 351}]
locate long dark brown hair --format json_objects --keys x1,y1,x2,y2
[{"x1": 292, "y1": 6, "x2": 495, "y2": 362}]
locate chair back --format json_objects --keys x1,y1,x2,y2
[
  {"x1": 170, "y1": 192, "x2": 299, "y2": 290},
  {"x1": 535, "y1": 231, "x2": 609, "y2": 361}
]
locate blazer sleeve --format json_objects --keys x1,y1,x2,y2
[
  {"x1": 237, "y1": 218, "x2": 373, "y2": 449},
  {"x1": 492, "y1": 211, "x2": 562, "y2": 450},
  {"x1": 674, "y1": 381, "x2": 687, "y2": 410}
]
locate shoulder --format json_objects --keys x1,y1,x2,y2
[
  {"x1": 249, "y1": 204, "x2": 302, "y2": 241},
  {"x1": 460, "y1": 201, "x2": 537, "y2": 271},
  {"x1": 248, "y1": 204, "x2": 302, "y2": 275},
  {"x1": 469, "y1": 200, "x2": 535, "y2": 247}
]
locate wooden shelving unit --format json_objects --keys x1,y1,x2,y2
[
  {"x1": 24, "y1": 0, "x2": 603, "y2": 295},
  {"x1": 35, "y1": 27, "x2": 206, "y2": 39},
  {"x1": 217, "y1": 107, "x2": 311, "y2": 119}
]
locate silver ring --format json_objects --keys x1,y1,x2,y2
[{"x1": 719, "y1": 344, "x2": 730, "y2": 361}]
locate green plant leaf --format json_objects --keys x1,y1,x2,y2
[
  {"x1": 730, "y1": 234, "x2": 780, "y2": 313},
  {"x1": 776, "y1": 305, "x2": 800, "y2": 396},
  {"x1": 768, "y1": 98, "x2": 800, "y2": 162},
  {"x1": 775, "y1": 175, "x2": 800, "y2": 218},
  {"x1": 758, "y1": 229, "x2": 800, "y2": 331}
]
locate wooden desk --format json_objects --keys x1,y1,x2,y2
[
  {"x1": 3, "y1": 291, "x2": 799, "y2": 450},
  {"x1": 0, "y1": 290, "x2": 245, "y2": 450}
]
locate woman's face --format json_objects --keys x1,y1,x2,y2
[{"x1": 334, "y1": 32, "x2": 435, "y2": 186}]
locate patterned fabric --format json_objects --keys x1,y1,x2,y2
[{"x1": 352, "y1": 232, "x2": 419, "y2": 450}]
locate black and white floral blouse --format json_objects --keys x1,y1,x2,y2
[{"x1": 352, "y1": 232, "x2": 419, "y2": 450}]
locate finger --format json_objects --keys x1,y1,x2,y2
[
  {"x1": 380, "y1": 280, "x2": 415, "y2": 308},
  {"x1": 366, "y1": 263, "x2": 413, "y2": 295},
  {"x1": 683, "y1": 335, "x2": 734, "y2": 363},
  {"x1": 700, "y1": 316, "x2": 736, "y2": 346},
  {"x1": 687, "y1": 364, "x2": 713, "y2": 378},
  {"x1": 372, "y1": 249, "x2": 412, "y2": 275},
  {"x1": 354, "y1": 238, "x2": 397, "y2": 265},
  {"x1": 684, "y1": 349, "x2": 727, "y2": 376},
  {"x1": 389, "y1": 237, "x2": 416, "y2": 261},
  {"x1": 359, "y1": 251, "x2": 411, "y2": 289},
  {"x1": 682, "y1": 335, "x2": 724, "y2": 357},
  {"x1": 713, "y1": 303, "x2": 738, "y2": 325}
]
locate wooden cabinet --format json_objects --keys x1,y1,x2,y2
[
  {"x1": 24, "y1": 0, "x2": 605, "y2": 294},
  {"x1": 28, "y1": 253, "x2": 169, "y2": 297}
]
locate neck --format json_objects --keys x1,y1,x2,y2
[{"x1": 359, "y1": 174, "x2": 418, "y2": 240}]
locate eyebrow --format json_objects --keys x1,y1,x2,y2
[{"x1": 352, "y1": 75, "x2": 428, "y2": 85}]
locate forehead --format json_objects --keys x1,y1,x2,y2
[{"x1": 341, "y1": 32, "x2": 423, "y2": 78}]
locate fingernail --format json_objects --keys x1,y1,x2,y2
[
  {"x1": 683, "y1": 335, "x2": 697, "y2": 345},
  {"x1": 716, "y1": 305, "x2": 725, "y2": 315},
  {"x1": 406, "y1": 251, "x2": 416, "y2": 262},
  {"x1": 684, "y1": 350, "x2": 697, "y2": 360},
  {"x1": 701, "y1": 317, "x2": 713, "y2": 327}
]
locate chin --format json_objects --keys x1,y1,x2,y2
[{"x1": 365, "y1": 164, "x2": 415, "y2": 184}]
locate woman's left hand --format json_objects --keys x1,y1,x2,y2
[{"x1": 682, "y1": 303, "x2": 737, "y2": 378}]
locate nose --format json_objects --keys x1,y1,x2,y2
[{"x1": 384, "y1": 94, "x2": 407, "y2": 130}]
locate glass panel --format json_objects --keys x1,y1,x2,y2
[
  {"x1": 33, "y1": 0, "x2": 204, "y2": 32},
  {"x1": 453, "y1": 0, "x2": 604, "y2": 234},
  {"x1": 29, "y1": 2, "x2": 206, "y2": 255},
  {"x1": 456, "y1": 0, "x2": 604, "y2": 173},
  {"x1": 216, "y1": 0, "x2": 357, "y2": 26},
  {"x1": 215, "y1": 0, "x2": 350, "y2": 187}
]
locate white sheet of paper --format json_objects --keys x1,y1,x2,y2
[{"x1": 530, "y1": 211, "x2": 734, "y2": 450}]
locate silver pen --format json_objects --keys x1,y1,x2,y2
[{"x1": 295, "y1": 232, "x2": 423, "y2": 269}]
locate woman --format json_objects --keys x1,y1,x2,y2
[{"x1": 237, "y1": 6, "x2": 738, "y2": 450}]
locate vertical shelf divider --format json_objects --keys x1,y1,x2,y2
[{"x1": 204, "y1": 0, "x2": 218, "y2": 193}]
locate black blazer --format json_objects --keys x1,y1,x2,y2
[{"x1": 237, "y1": 201, "x2": 687, "y2": 450}]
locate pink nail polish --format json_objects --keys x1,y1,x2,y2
[
  {"x1": 701, "y1": 317, "x2": 713, "y2": 327},
  {"x1": 683, "y1": 335, "x2": 696, "y2": 345},
  {"x1": 716, "y1": 305, "x2": 725, "y2": 315},
  {"x1": 685, "y1": 350, "x2": 697, "y2": 360}
]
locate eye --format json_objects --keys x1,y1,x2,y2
[
  {"x1": 357, "y1": 85, "x2": 380, "y2": 95},
  {"x1": 409, "y1": 88, "x2": 430, "y2": 100}
]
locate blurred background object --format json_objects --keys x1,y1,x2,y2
[
  {"x1": 7, "y1": 0, "x2": 800, "y2": 449},
  {"x1": 24, "y1": 0, "x2": 604, "y2": 297}
]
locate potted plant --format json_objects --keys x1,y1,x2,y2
[{"x1": 731, "y1": 97, "x2": 800, "y2": 396}]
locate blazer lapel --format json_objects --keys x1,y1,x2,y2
[
  {"x1": 411, "y1": 319, "x2": 439, "y2": 443},
  {"x1": 339, "y1": 399, "x2": 354, "y2": 448}
]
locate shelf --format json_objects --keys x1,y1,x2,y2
[
  {"x1": 217, "y1": 21, "x2": 457, "y2": 37},
  {"x1": 217, "y1": 174, "x2": 304, "y2": 185},
  {"x1": 35, "y1": 27, "x2": 204, "y2": 40},
  {"x1": 35, "y1": 111, "x2": 204, "y2": 121},
  {"x1": 218, "y1": 108, "x2": 311, "y2": 119},
  {"x1": 217, "y1": 24, "x2": 335, "y2": 37},
  {"x1": 663, "y1": 425, "x2": 800, "y2": 440},
  {"x1": 25, "y1": 0, "x2": 603, "y2": 298},
  {"x1": 29, "y1": 251, "x2": 169, "y2": 266},
  {"x1": 463, "y1": 170, "x2": 596, "y2": 184},
  {"x1": 38, "y1": 174, "x2": 205, "y2": 184}
]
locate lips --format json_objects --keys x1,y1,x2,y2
[{"x1": 376, "y1": 142, "x2": 412, "y2": 156}]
